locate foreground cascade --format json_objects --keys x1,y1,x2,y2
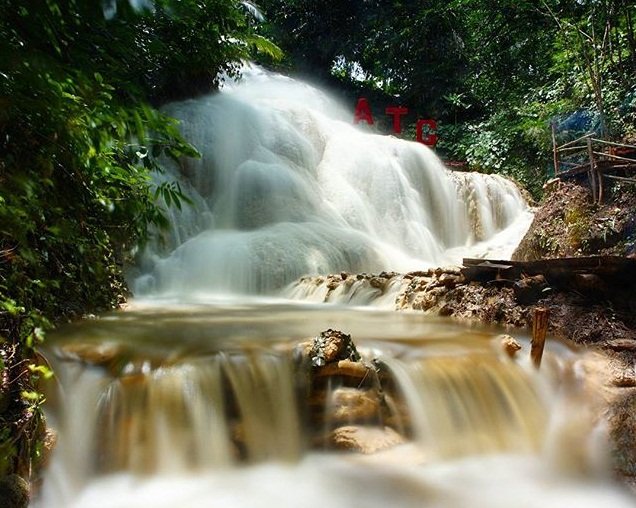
[
  {"x1": 36, "y1": 306, "x2": 635, "y2": 507},
  {"x1": 133, "y1": 66, "x2": 531, "y2": 297}
]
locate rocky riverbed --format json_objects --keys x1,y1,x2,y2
[
  {"x1": 289, "y1": 266, "x2": 636, "y2": 485},
  {"x1": 288, "y1": 179, "x2": 636, "y2": 485}
]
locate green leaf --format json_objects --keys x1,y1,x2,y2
[
  {"x1": 1, "y1": 300, "x2": 25, "y2": 316},
  {"x1": 28, "y1": 364, "x2": 54, "y2": 380},
  {"x1": 20, "y1": 390, "x2": 43, "y2": 403},
  {"x1": 243, "y1": 34, "x2": 284, "y2": 61}
]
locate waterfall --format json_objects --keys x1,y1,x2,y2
[
  {"x1": 37, "y1": 306, "x2": 634, "y2": 508},
  {"x1": 379, "y1": 354, "x2": 547, "y2": 459},
  {"x1": 133, "y1": 65, "x2": 531, "y2": 298},
  {"x1": 48, "y1": 353, "x2": 300, "y2": 473},
  {"x1": 34, "y1": 67, "x2": 634, "y2": 508}
]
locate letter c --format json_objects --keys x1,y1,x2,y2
[{"x1": 416, "y1": 119, "x2": 438, "y2": 147}]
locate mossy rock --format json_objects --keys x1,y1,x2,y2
[{"x1": 0, "y1": 475, "x2": 29, "y2": 508}]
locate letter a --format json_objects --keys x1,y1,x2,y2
[
  {"x1": 353, "y1": 98, "x2": 374, "y2": 125},
  {"x1": 385, "y1": 106, "x2": 408, "y2": 134}
]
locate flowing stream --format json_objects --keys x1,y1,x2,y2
[
  {"x1": 36, "y1": 67, "x2": 634, "y2": 507},
  {"x1": 38, "y1": 305, "x2": 633, "y2": 507}
]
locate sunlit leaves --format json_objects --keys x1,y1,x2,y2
[
  {"x1": 0, "y1": 3, "x2": 280, "y2": 479},
  {"x1": 244, "y1": 34, "x2": 283, "y2": 61},
  {"x1": 0, "y1": 0, "x2": 268, "y2": 403},
  {"x1": 27, "y1": 363, "x2": 54, "y2": 380}
]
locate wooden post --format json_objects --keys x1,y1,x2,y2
[
  {"x1": 597, "y1": 143, "x2": 604, "y2": 204},
  {"x1": 551, "y1": 122, "x2": 559, "y2": 176},
  {"x1": 595, "y1": 138, "x2": 605, "y2": 204},
  {"x1": 531, "y1": 307, "x2": 549, "y2": 369},
  {"x1": 587, "y1": 137, "x2": 598, "y2": 203}
]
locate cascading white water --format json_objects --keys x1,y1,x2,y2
[
  {"x1": 33, "y1": 66, "x2": 636, "y2": 508},
  {"x1": 37, "y1": 306, "x2": 635, "y2": 508},
  {"x1": 133, "y1": 65, "x2": 532, "y2": 298}
]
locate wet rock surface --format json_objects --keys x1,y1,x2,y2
[
  {"x1": 297, "y1": 329, "x2": 408, "y2": 455},
  {"x1": 609, "y1": 390, "x2": 636, "y2": 486},
  {"x1": 397, "y1": 271, "x2": 531, "y2": 327},
  {"x1": 308, "y1": 329, "x2": 360, "y2": 367},
  {"x1": 327, "y1": 388, "x2": 383, "y2": 424},
  {"x1": 292, "y1": 271, "x2": 401, "y2": 304},
  {"x1": 293, "y1": 256, "x2": 636, "y2": 482},
  {"x1": 513, "y1": 180, "x2": 636, "y2": 261},
  {"x1": 326, "y1": 425, "x2": 406, "y2": 454},
  {"x1": 500, "y1": 335, "x2": 522, "y2": 359}
]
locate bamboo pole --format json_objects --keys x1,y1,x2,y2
[
  {"x1": 558, "y1": 133, "x2": 594, "y2": 150},
  {"x1": 531, "y1": 307, "x2": 549, "y2": 369},
  {"x1": 605, "y1": 174, "x2": 636, "y2": 183},
  {"x1": 592, "y1": 151, "x2": 636, "y2": 163},
  {"x1": 558, "y1": 145, "x2": 589, "y2": 153},
  {"x1": 590, "y1": 138, "x2": 636, "y2": 150},
  {"x1": 587, "y1": 137, "x2": 598, "y2": 203},
  {"x1": 551, "y1": 122, "x2": 559, "y2": 176}
]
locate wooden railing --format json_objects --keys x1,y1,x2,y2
[{"x1": 551, "y1": 126, "x2": 636, "y2": 203}]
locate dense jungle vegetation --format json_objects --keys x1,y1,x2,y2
[
  {"x1": 0, "y1": 0, "x2": 278, "y2": 480},
  {"x1": 260, "y1": 0, "x2": 636, "y2": 197},
  {"x1": 0, "y1": 0, "x2": 635, "y2": 485}
]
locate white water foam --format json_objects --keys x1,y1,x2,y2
[{"x1": 133, "y1": 65, "x2": 531, "y2": 298}]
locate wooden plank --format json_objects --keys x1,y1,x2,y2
[
  {"x1": 556, "y1": 163, "x2": 594, "y2": 179},
  {"x1": 463, "y1": 256, "x2": 636, "y2": 270},
  {"x1": 462, "y1": 259, "x2": 514, "y2": 268},
  {"x1": 461, "y1": 257, "x2": 636, "y2": 287},
  {"x1": 461, "y1": 259, "x2": 518, "y2": 281}
]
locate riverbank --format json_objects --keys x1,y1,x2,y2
[
  {"x1": 291, "y1": 263, "x2": 636, "y2": 484},
  {"x1": 290, "y1": 179, "x2": 636, "y2": 484}
]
